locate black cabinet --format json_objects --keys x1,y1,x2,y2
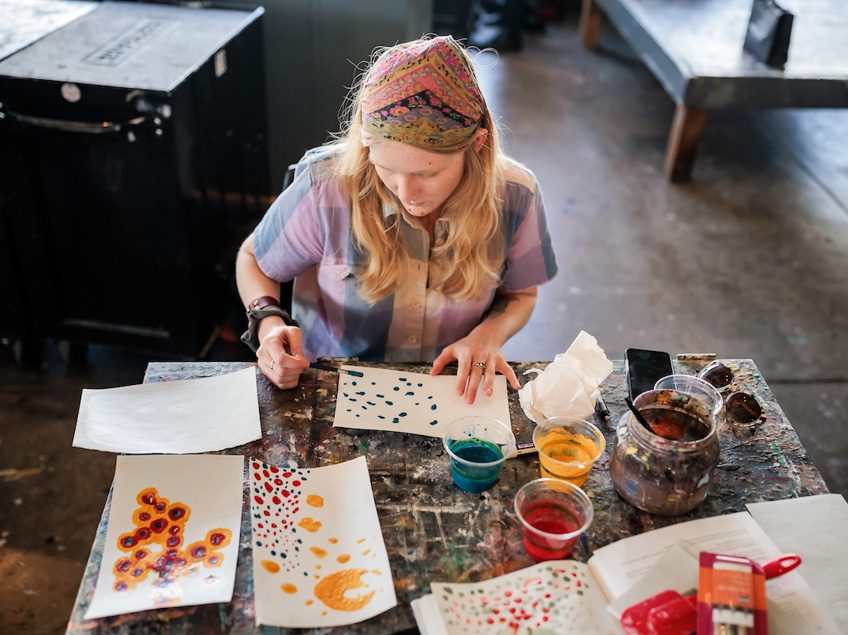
[{"x1": 0, "y1": 1, "x2": 269, "y2": 357}]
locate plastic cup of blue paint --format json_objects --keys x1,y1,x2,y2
[{"x1": 442, "y1": 416, "x2": 516, "y2": 493}]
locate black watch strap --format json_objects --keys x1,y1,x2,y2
[{"x1": 240, "y1": 298, "x2": 299, "y2": 352}]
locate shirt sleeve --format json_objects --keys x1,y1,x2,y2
[
  {"x1": 252, "y1": 164, "x2": 328, "y2": 282},
  {"x1": 500, "y1": 178, "x2": 559, "y2": 291}
]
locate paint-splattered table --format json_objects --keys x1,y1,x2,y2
[{"x1": 67, "y1": 358, "x2": 829, "y2": 634}]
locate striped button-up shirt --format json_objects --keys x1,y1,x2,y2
[{"x1": 253, "y1": 147, "x2": 558, "y2": 362}]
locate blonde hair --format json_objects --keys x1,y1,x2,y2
[{"x1": 332, "y1": 40, "x2": 506, "y2": 304}]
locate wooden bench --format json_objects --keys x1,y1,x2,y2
[{"x1": 580, "y1": 0, "x2": 848, "y2": 181}]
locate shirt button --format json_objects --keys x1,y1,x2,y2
[{"x1": 407, "y1": 335, "x2": 418, "y2": 344}]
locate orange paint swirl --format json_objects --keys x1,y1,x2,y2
[{"x1": 313, "y1": 569, "x2": 375, "y2": 612}]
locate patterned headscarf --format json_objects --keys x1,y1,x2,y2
[{"x1": 360, "y1": 36, "x2": 486, "y2": 148}]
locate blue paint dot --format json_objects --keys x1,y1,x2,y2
[
  {"x1": 281, "y1": 553, "x2": 287, "y2": 559},
  {"x1": 255, "y1": 541, "x2": 262, "y2": 547},
  {"x1": 367, "y1": 401, "x2": 376, "y2": 406},
  {"x1": 429, "y1": 420, "x2": 439, "y2": 426},
  {"x1": 376, "y1": 393, "x2": 385, "y2": 398},
  {"x1": 399, "y1": 377, "x2": 407, "y2": 381},
  {"x1": 415, "y1": 402, "x2": 420, "y2": 406},
  {"x1": 399, "y1": 412, "x2": 407, "y2": 417},
  {"x1": 342, "y1": 392, "x2": 349, "y2": 397},
  {"x1": 356, "y1": 391, "x2": 365, "y2": 396},
  {"x1": 349, "y1": 398, "x2": 357, "y2": 402},
  {"x1": 351, "y1": 381, "x2": 357, "y2": 386},
  {"x1": 355, "y1": 414, "x2": 360, "y2": 417},
  {"x1": 393, "y1": 387, "x2": 400, "y2": 391},
  {"x1": 378, "y1": 415, "x2": 386, "y2": 420},
  {"x1": 297, "y1": 539, "x2": 302, "y2": 544},
  {"x1": 386, "y1": 401, "x2": 394, "y2": 406},
  {"x1": 417, "y1": 383, "x2": 423, "y2": 387},
  {"x1": 405, "y1": 391, "x2": 414, "y2": 396},
  {"x1": 346, "y1": 408, "x2": 352, "y2": 412},
  {"x1": 371, "y1": 382, "x2": 376, "y2": 385},
  {"x1": 428, "y1": 395, "x2": 434, "y2": 399},
  {"x1": 270, "y1": 550, "x2": 276, "y2": 556},
  {"x1": 392, "y1": 417, "x2": 400, "y2": 423},
  {"x1": 431, "y1": 404, "x2": 437, "y2": 410}
]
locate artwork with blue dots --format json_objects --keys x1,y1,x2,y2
[{"x1": 332, "y1": 365, "x2": 511, "y2": 438}]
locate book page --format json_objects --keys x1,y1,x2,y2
[
  {"x1": 588, "y1": 512, "x2": 773, "y2": 601},
  {"x1": 747, "y1": 494, "x2": 848, "y2": 633},
  {"x1": 587, "y1": 511, "x2": 841, "y2": 635}
]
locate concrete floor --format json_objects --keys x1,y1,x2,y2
[{"x1": 1, "y1": 17, "x2": 846, "y2": 635}]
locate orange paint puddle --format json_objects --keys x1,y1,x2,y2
[
  {"x1": 328, "y1": 538, "x2": 338, "y2": 544},
  {"x1": 261, "y1": 560, "x2": 280, "y2": 574},
  {"x1": 313, "y1": 568, "x2": 375, "y2": 612},
  {"x1": 310, "y1": 546, "x2": 328, "y2": 558},
  {"x1": 306, "y1": 494, "x2": 324, "y2": 508},
  {"x1": 298, "y1": 517, "x2": 322, "y2": 532},
  {"x1": 280, "y1": 583, "x2": 298, "y2": 594},
  {"x1": 337, "y1": 554, "x2": 351, "y2": 563}
]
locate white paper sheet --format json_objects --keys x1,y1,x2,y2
[
  {"x1": 84, "y1": 454, "x2": 244, "y2": 619},
  {"x1": 428, "y1": 561, "x2": 617, "y2": 635},
  {"x1": 332, "y1": 365, "x2": 511, "y2": 438},
  {"x1": 747, "y1": 494, "x2": 848, "y2": 633},
  {"x1": 250, "y1": 455, "x2": 397, "y2": 628},
  {"x1": 73, "y1": 367, "x2": 261, "y2": 454},
  {"x1": 589, "y1": 511, "x2": 841, "y2": 635}
]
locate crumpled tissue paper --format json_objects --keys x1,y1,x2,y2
[{"x1": 518, "y1": 330, "x2": 613, "y2": 423}]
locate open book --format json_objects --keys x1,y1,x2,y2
[{"x1": 412, "y1": 502, "x2": 842, "y2": 635}]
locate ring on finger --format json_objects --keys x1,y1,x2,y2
[
  {"x1": 474, "y1": 361, "x2": 486, "y2": 371},
  {"x1": 269, "y1": 359, "x2": 276, "y2": 371}
]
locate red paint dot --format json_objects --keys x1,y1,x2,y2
[
  {"x1": 252, "y1": 462, "x2": 260, "y2": 469},
  {"x1": 487, "y1": 618, "x2": 494, "y2": 624},
  {"x1": 274, "y1": 478, "x2": 283, "y2": 486},
  {"x1": 253, "y1": 472, "x2": 260, "y2": 480},
  {"x1": 269, "y1": 466, "x2": 279, "y2": 473},
  {"x1": 258, "y1": 523, "x2": 264, "y2": 528},
  {"x1": 272, "y1": 496, "x2": 281, "y2": 505},
  {"x1": 254, "y1": 495, "x2": 264, "y2": 504},
  {"x1": 292, "y1": 480, "x2": 301, "y2": 487},
  {"x1": 505, "y1": 591, "x2": 512, "y2": 597},
  {"x1": 263, "y1": 510, "x2": 270, "y2": 516},
  {"x1": 281, "y1": 490, "x2": 290, "y2": 497},
  {"x1": 264, "y1": 482, "x2": 273, "y2": 493},
  {"x1": 514, "y1": 597, "x2": 522, "y2": 603},
  {"x1": 262, "y1": 469, "x2": 269, "y2": 478},
  {"x1": 283, "y1": 472, "x2": 292, "y2": 478}
]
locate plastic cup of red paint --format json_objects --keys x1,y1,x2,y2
[{"x1": 514, "y1": 478, "x2": 594, "y2": 561}]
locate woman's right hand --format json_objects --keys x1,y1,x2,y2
[{"x1": 255, "y1": 324, "x2": 311, "y2": 389}]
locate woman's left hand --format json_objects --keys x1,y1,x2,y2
[{"x1": 430, "y1": 333, "x2": 520, "y2": 405}]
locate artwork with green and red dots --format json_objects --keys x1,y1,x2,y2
[
  {"x1": 332, "y1": 365, "x2": 510, "y2": 439},
  {"x1": 431, "y1": 561, "x2": 617, "y2": 634},
  {"x1": 85, "y1": 455, "x2": 244, "y2": 620}
]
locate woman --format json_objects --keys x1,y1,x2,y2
[{"x1": 236, "y1": 36, "x2": 557, "y2": 404}]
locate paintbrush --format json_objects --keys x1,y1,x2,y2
[
  {"x1": 309, "y1": 363, "x2": 364, "y2": 377},
  {"x1": 624, "y1": 397, "x2": 656, "y2": 434}
]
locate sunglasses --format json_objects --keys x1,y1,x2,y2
[{"x1": 697, "y1": 361, "x2": 763, "y2": 425}]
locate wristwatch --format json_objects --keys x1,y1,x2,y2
[{"x1": 240, "y1": 296, "x2": 299, "y2": 352}]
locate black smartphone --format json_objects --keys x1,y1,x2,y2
[{"x1": 625, "y1": 348, "x2": 674, "y2": 400}]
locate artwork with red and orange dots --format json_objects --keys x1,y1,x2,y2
[
  {"x1": 249, "y1": 456, "x2": 397, "y2": 628},
  {"x1": 111, "y1": 487, "x2": 231, "y2": 595},
  {"x1": 432, "y1": 561, "x2": 614, "y2": 634}
]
